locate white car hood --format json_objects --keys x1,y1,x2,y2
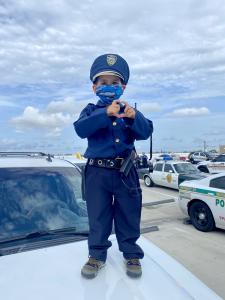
[{"x1": 0, "y1": 236, "x2": 221, "y2": 300}]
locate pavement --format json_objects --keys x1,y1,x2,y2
[{"x1": 140, "y1": 181, "x2": 225, "y2": 299}]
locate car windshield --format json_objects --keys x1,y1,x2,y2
[
  {"x1": 0, "y1": 167, "x2": 89, "y2": 241},
  {"x1": 174, "y1": 163, "x2": 199, "y2": 174}
]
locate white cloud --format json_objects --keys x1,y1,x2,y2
[
  {"x1": 9, "y1": 97, "x2": 88, "y2": 137},
  {"x1": 11, "y1": 106, "x2": 72, "y2": 134},
  {"x1": 169, "y1": 107, "x2": 210, "y2": 117}
]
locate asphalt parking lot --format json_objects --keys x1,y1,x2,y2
[{"x1": 140, "y1": 181, "x2": 225, "y2": 299}]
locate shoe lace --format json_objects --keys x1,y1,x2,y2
[
  {"x1": 87, "y1": 257, "x2": 101, "y2": 268},
  {"x1": 127, "y1": 258, "x2": 140, "y2": 266}
]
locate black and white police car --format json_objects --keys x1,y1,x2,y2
[
  {"x1": 0, "y1": 152, "x2": 221, "y2": 299},
  {"x1": 142, "y1": 160, "x2": 206, "y2": 190}
]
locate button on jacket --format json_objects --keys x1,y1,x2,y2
[{"x1": 74, "y1": 101, "x2": 153, "y2": 159}]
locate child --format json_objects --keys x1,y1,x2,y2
[{"x1": 74, "y1": 54, "x2": 153, "y2": 279}]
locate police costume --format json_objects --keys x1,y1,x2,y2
[{"x1": 74, "y1": 54, "x2": 153, "y2": 262}]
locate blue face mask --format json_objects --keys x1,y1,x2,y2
[{"x1": 96, "y1": 85, "x2": 124, "y2": 105}]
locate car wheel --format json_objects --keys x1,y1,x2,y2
[
  {"x1": 189, "y1": 201, "x2": 215, "y2": 232},
  {"x1": 198, "y1": 166, "x2": 209, "y2": 173},
  {"x1": 144, "y1": 175, "x2": 154, "y2": 187}
]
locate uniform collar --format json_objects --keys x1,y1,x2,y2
[{"x1": 96, "y1": 100, "x2": 107, "y2": 107}]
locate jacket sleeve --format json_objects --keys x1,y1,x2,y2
[
  {"x1": 73, "y1": 104, "x2": 111, "y2": 138},
  {"x1": 124, "y1": 110, "x2": 153, "y2": 140}
]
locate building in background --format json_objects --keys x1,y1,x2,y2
[{"x1": 219, "y1": 145, "x2": 225, "y2": 154}]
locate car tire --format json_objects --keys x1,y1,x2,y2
[
  {"x1": 189, "y1": 201, "x2": 215, "y2": 232},
  {"x1": 144, "y1": 175, "x2": 154, "y2": 187},
  {"x1": 198, "y1": 166, "x2": 209, "y2": 173}
]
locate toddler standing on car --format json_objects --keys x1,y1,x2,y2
[{"x1": 74, "y1": 53, "x2": 153, "y2": 279}]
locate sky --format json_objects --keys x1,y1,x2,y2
[{"x1": 0, "y1": 0, "x2": 225, "y2": 154}]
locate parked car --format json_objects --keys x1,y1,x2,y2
[
  {"x1": 142, "y1": 161, "x2": 206, "y2": 190},
  {"x1": 188, "y1": 151, "x2": 213, "y2": 164},
  {"x1": 155, "y1": 153, "x2": 173, "y2": 162},
  {"x1": 0, "y1": 152, "x2": 221, "y2": 299},
  {"x1": 197, "y1": 154, "x2": 225, "y2": 174},
  {"x1": 178, "y1": 173, "x2": 225, "y2": 232}
]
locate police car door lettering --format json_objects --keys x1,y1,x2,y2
[{"x1": 216, "y1": 199, "x2": 225, "y2": 208}]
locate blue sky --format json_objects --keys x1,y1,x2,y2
[{"x1": 0, "y1": 0, "x2": 225, "y2": 154}]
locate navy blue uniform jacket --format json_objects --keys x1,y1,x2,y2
[{"x1": 74, "y1": 101, "x2": 153, "y2": 159}]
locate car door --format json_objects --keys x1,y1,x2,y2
[
  {"x1": 208, "y1": 155, "x2": 225, "y2": 173},
  {"x1": 199, "y1": 152, "x2": 207, "y2": 162},
  {"x1": 151, "y1": 163, "x2": 164, "y2": 185},
  {"x1": 209, "y1": 176, "x2": 225, "y2": 228},
  {"x1": 161, "y1": 164, "x2": 178, "y2": 188}
]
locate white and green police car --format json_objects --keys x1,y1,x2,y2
[{"x1": 178, "y1": 173, "x2": 225, "y2": 232}]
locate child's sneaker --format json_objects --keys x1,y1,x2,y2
[
  {"x1": 81, "y1": 257, "x2": 105, "y2": 279},
  {"x1": 125, "y1": 258, "x2": 142, "y2": 278}
]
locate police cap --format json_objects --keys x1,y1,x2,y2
[{"x1": 90, "y1": 54, "x2": 130, "y2": 85}]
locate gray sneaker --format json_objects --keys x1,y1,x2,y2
[
  {"x1": 81, "y1": 257, "x2": 105, "y2": 279},
  {"x1": 126, "y1": 258, "x2": 142, "y2": 278}
]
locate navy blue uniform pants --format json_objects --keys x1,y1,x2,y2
[{"x1": 84, "y1": 164, "x2": 144, "y2": 262}]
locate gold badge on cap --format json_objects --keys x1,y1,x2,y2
[{"x1": 107, "y1": 55, "x2": 117, "y2": 66}]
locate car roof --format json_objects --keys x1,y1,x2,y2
[
  {"x1": 155, "y1": 160, "x2": 190, "y2": 165},
  {"x1": 0, "y1": 152, "x2": 75, "y2": 168},
  {"x1": 180, "y1": 172, "x2": 225, "y2": 187}
]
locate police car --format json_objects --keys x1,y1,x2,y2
[
  {"x1": 0, "y1": 152, "x2": 221, "y2": 299},
  {"x1": 142, "y1": 161, "x2": 206, "y2": 190},
  {"x1": 178, "y1": 173, "x2": 225, "y2": 232},
  {"x1": 197, "y1": 154, "x2": 225, "y2": 174}
]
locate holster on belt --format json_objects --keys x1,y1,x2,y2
[{"x1": 119, "y1": 150, "x2": 136, "y2": 177}]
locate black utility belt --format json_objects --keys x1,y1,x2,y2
[{"x1": 88, "y1": 158, "x2": 124, "y2": 169}]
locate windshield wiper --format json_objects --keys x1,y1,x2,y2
[{"x1": 0, "y1": 227, "x2": 89, "y2": 244}]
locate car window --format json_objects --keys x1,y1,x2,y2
[
  {"x1": 0, "y1": 167, "x2": 89, "y2": 240},
  {"x1": 154, "y1": 163, "x2": 163, "y2": 171},
  {"x1": 209, "y1": 177, "x2": 225, "y2": 189},
  {"x1": 164, "y1": 164, "x2": 174, "y2": 173},
  {"x1": 214, "y1": 155, "x2": 225, "y2": 162},
  {"x1": 174, "y1": 163, "x2": 198, "y2": 174}
]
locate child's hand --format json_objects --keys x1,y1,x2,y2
[
  {"x1": 106, "y1": 100, "x2": 121, "y2": 118},
  {"x1": 119, "y1": 100, "x2": 136, "y2": 119},
  {"x1": 106, "y1": 100, "x2": 136, "y2": 119}
]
